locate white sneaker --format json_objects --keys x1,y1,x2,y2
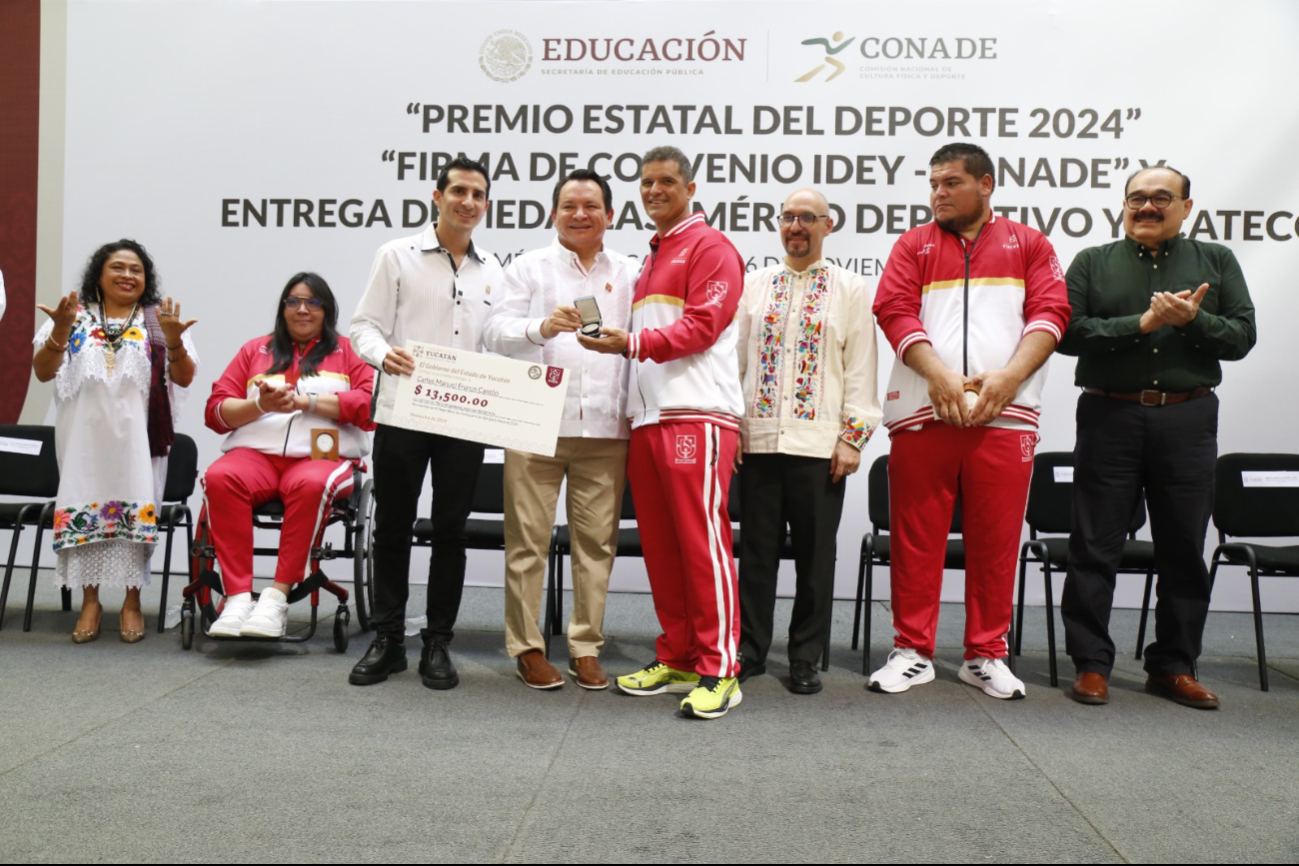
[
  {"x1": 207, "y1": 593, "x2": 255, "y2": 637},
  {"x1": 240, "y1": 588, "x2": 290, "y2": 638},
  {"x1": 868, "y1": 648, "x2": 935, "y2": 693},
  {"x1": 959, "y1": 656, "x2": 1026, "y2": 700}
]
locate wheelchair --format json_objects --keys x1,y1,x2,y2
[{"x1": 179, "y1": 466, "x2": 372, "y2": 652}]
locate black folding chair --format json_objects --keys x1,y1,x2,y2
[
  {"x1": 1014, "y1": 451, "x2": 1154, "y2": 687},
  {"x1": 411, "y1": 454, "x2": 506, "y2": 555},
  {"x1": 853, "y1": 454, "x2": 968, "y2": 676},
  {"x1": 728, "y1": 469, "x2": 831, "y2": 671},
  {"x1": 0, "y1": 425, "x2": 61, "y2": 631},
  {"x1": 1203, "y1": 453, "x2": 1299, "y2": 691},
  {"x1": 155, "y1": 433, "x2": 198, "y2": 633}
]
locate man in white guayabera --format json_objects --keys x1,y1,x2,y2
[{"x1": 483, "y1": 169, "x2": 637, "y2": 692}]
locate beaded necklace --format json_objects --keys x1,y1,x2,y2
[{"x1": 96, "y1": 300, "x2": 141, "y2": 372}]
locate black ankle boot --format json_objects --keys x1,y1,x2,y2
[
  {"x1": 419, "y1": 640, "x2": 459, "y2": 690},
  {"x1": 349, "y1": 633, "x2": 407, "y2": 685}
]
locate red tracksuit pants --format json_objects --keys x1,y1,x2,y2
[
  {"x1": 627, "y1": 421, "x2": 740, "y2": 679},
  {"x1": 888, "y1": 423, "x2": 1035, "y2": 660},
  {"x1": 200, "y1": 449, "x2": 356, "y2": 595}
]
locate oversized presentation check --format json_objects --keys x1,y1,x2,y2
[{"x1": 390, "y1": 341, "x2": 569, "y2": 456}]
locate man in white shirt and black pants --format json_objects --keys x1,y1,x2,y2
[
  {"x1": 483, "y1": 169, "x2": 637, "y2": 692},
  {"x1": 735, "y1": 188, "x2": 882, "y2": 694},
  {"x1": 348, "y1": 157, "x2": 504, "y2": 689}
]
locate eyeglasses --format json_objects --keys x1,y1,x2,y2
[
  {"x1": 284, "y1": 297, "x2": 324, "y2": 310},
  {"x1": 778, "y1": 213, "x2": 831, "y2": 227},
  {"x1": 1124, "y1": 193, "x2": 1182, "y2": 210}
]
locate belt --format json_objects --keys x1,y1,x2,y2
[{"x1": 1082, "y1": 386, "x2": 1213, "y2": 407}]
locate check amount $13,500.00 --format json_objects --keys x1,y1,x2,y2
[{"x1": 411, "y1": 385, "x2": 491, "y2": 409}]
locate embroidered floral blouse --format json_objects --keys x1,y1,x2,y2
[{"x1": 35, "y1": 305, "x2": 196, "y2": 552}]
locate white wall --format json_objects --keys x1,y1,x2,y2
[{"x1": 22, "y1": 0, "x2": 1299, "y2": 612}]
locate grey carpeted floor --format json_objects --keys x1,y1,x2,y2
[{"x1": 2, "y1": 576, "x2": 1297, "y2": 863}]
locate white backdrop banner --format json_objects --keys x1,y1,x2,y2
[{"x1": 57, "y1": 0, "x2": 1299, "y2": 610}]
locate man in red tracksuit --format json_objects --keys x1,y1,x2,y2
[
  {"x1": 869, "y1": 142, "x2": 1071, "y2": 700},
  {"x1": 578, "y1": 145, "x2": 746, "y2": 719}
]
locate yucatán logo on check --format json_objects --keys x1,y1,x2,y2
[{"x1": 675, "y1": 435, "x2": 698, "y2": 464}]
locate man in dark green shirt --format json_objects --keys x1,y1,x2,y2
[{"x1": 1056, "y1": 166, "x2": 1256, "y2": 709}]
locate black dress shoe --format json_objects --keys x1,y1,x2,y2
[
  {"x1": 349, "y1": 634, "x2": 407, "y2": 685},
  {"x1": 420, "y1": 640, "x2": 460, "y2": 690},
  {"x1": 788, "y1": 659, "x2": 823, "y2": 695},
  {"x1": 738, "y1": 657, "x2": 767, "y2": 683}
]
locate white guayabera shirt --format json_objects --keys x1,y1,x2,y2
[{"x1": 483, "y1": 238, "x2": 637, "y2": 440}]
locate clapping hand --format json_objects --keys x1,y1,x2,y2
[
  {"x1": 157, "y1": 297, "x2": 198, "y2": 346},
  {"x1": 36, "y1": 291, "x2": 80, "y2": 334},
  {"x1": 257, "y1": 380, "x2": 296, "y2": 414},
  {"x1": 1150, "y1": 283, "x2": 1208, "y2": 328}
]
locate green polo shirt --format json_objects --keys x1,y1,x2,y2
[{"x1": 1057, "y1": 234, "x2": 1256, "y2": 391}]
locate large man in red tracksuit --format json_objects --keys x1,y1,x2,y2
[
  {"x1": 869, "y1": 142, "x2": 1071, "y2": 701},
  {"x1": 578, "y1": 146, "x2": 746, "y2": 719}
]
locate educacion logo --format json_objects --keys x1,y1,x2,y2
[{"x1": 480, "y1": 30, "x2": 534, "y2": 83}]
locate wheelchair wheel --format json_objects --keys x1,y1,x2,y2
[
  {"x1": 353, "y1": 479, "x2": 372, "y2": 631},
  {"x1": 180, "y1": 606, "x2": 195, "y2": 650},
  {"x1": 363, "y1": 480, "x2": 377, "y2": 630},
  {"x1": 333, "y1": 606, "x2": 350, "y2": 653}
]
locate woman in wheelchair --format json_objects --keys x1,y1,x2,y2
[{"x1": 200, "y1": 272, "x2": 374, "y2": 638}]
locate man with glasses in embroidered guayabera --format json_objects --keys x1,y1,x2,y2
[
  {"x1": 734, "y1": 189, "x2": 881, "y2": 695},
  {"x1": 1057, "y1": 166, "x2": 1256, "y2": 709},
  {"x1": 870, "y1": 142, "x2": 1071, "y2": 701}
]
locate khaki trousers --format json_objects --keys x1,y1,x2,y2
[{"x1": 503, "y1": 437, "x2": 628, "y2": 659}]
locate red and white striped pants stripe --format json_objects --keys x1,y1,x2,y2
[
  {"x1": 200, "y1": 448, "x2": 355, "y2": 594},
  {"x1": 628, "y1": 421, "x2": 740, "y2": 678},
  {"x1": 887, "y1": 423, "x2": 1035, "y2": 660}
]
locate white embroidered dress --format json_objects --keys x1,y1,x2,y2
[{"x1": 34, "y1": 306, "x2": 196, "y2": 589}]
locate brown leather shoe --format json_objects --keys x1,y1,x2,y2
[
  {"x1": 1146, "y1": 674, "x2": 1219, "y2": 709},
  {"x1": 516, "y1": 650, "x2": 564, "y2": 690},
  {"x1": 569, "y1": 656, "x2": 609, "y2": 690},
  {"x1": 1069, "y1": 672, "x2": 1109, "y2": 705}
]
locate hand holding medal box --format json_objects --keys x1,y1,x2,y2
[{"x1": 389, "y1": 341, "x2": 569, "y2": 457}]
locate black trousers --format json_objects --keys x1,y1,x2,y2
[
  {"x1": 370, "y1": 423, "x2": 485, "y2": 642},
  {"x1": 1061, "y1": 392, "x2": 1218, "y2": 677},
  {"x1": 737, "y1": 453, "x2": 846, "y2": 665}
]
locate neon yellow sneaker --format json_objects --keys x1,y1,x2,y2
[
  {"x1": 680, "y1": 676, "x2": 743, "y2": 719},
  {"x1": 616, "y1": 661, "x2": 701, "y2": 696}
]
